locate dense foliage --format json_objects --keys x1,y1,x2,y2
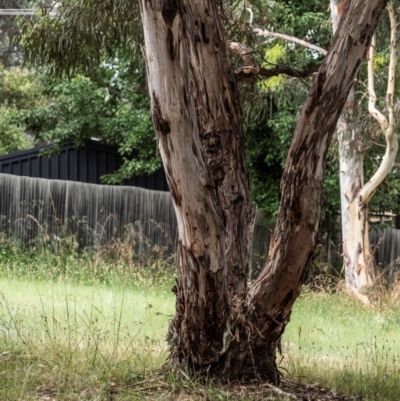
[
  {"x1": 0, "y1": 55, "x2": 159, "y2": 181},
  {"x1": 242, "y1": 1, "x2": 337, "y2": 224},
  {"x1": 0, "y1": 65, "x2": 36, "y2": 154},
  {"x1": 21, "y1": 54, "x2": 160, "y2": 182}
]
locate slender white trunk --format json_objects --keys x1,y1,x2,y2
[
  {"x1": 337, "y1": 112, "x2": 374, "y2": 301},
  {"x1": 330, "y1": 0, "x2": 400, "y2": 301}
]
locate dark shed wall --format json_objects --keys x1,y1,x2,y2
[{"x1": 0, "y1": 141, "x2": 169, "y2": 191}]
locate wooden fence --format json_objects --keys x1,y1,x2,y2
[
  {"x1": 0, "y1": 173, "x2": 272, "y2": 268},
  {"x1": 370, "y1": 229, "x2": 400, "y2": 284},
  {"x1": 1, "y1": 173, "x2": 399, "y2": 277},
  {"x1": 0, "y1": 173, "x2": 176, "y2": 254}
]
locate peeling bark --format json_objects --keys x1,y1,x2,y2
[
  {"x1": 140, "y1": 0, "x2": 255, "y2": 373},
  {"x1": 241, "y1": 0, "x2": 388, "y2": 381},
  {"x1": 140, "y1": 0, "x2": 388, "y2": 383},
  {"x1": 337, "y1": 108, "x2": 374, "y2": 302}
]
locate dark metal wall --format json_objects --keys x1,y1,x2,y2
[{"x1": 0, "y1": 140, "x2": 169, "y2": 191}]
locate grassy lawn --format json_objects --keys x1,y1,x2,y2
[
  {"x1": 0, "y1": 254, "x2": 400, "y2": 400},
  {"x1": 0, "y1": 277, "x2": 174, "y2": 400},
  {"x1": 283, "y1": 291, "x2": 400, "y2": 400}
]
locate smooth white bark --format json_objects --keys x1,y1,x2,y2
[
  {"x1": 329, "y1": 0, "x2": 373, "y2": 302},
  {"x1": 335, "y1": 1, "x2": 397, "y2": 300},
  {"x1": 253, "y1": 28, "x2": 327, "y2": 55},
  {"x1": 362, "y1": 3, "x2": 398, "y2": 203}
]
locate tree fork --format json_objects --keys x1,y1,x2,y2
[{"x1": 140, "y1": 0, "x2": 389, "y2": 383}]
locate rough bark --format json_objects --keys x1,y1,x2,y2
[
  {"x1": 140, "y1": 0, "x2": 388, "y2": 384},
  {"x1": 140, "y1": 0, "x2": 255, "y2": 373},
  {"x1": 245, "y1": 0, "x2": 388, "y2": 382}
]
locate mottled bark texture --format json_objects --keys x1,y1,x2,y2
[
  {"x1": 140, "y1": 0, "x2": 388, "y2": 383},
  {"x1": 249, "y1": 1, "x2": 389, "y2": 379},
  {"x1": 337, "y1": 109, "x2": 375, "y2": 304},
  {"x1": 140, "y1": 0, "x2": 255, "y2": 373}
]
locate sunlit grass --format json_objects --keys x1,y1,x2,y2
[
  {"x1": 0, "y1": 278, "x2": 174, "y2": 400},
  {"x1": 282, "y1": 291, "x2": 400, "y2": 400}
]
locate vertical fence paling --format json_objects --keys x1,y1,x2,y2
[
  {"x1": 1, "y1": 173, "x2": 400, "y2": 273},
  {"x1": 370, "y1": 228, "x2": 400, "y2": 284},
  {"x1": 0, "y1": 173, "x2": 271, "y2": 267},
  {"x1": 0, "y1": 173, "x2": 178, "y2": 255}
]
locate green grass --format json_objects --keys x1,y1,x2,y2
[
  {"x1": 0, "y1": 245, "x2": 400, "y2": 400},
  {"x1": 282, "y1": 291, "x2": 400, "y2": 400},
  {"x1": 0, "y1": 278, "x2": 174, "y2": 400}
]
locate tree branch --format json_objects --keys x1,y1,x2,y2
[
  {"x1": 253, "y1": 28, "x2": 328, "y2": 56},
  {"x1": 367, "y1": 35, "x2": 388, "y2": 130},
  {"x1": 227, "y1": 41, "x2": 319, "y2": 82},
  {"x1": 258, "y1": 64, "x2": 320, "y2": 79},
  {"x1": 360, "y1": 0, "x2": 397, "y2": 203}
]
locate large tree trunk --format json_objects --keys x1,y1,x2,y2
[
  {"x1": 140, "y1": 0, "x2": 388, "y2": 384},
  {"x1": 140, "y1": 0, "x2": 255, "y2": 373}
]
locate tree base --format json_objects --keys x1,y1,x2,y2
[{"x1": 167, "y1": 322, "x2": 281, "y2": 385}]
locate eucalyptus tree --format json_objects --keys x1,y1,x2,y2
[
  {"x1": 330, "y1": 0, "x2": 398, "y2": 302},
  {"x1": 0, "y1": 0, "x2": 29, "y2": 66},
  {"x1": 256, "y1": 1, "x2": 399, "y2": 302},
  {"x1": 19, "y1": 0, "x2": 388, "y2": 383}
]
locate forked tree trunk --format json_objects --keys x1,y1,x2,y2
[{"x1": 140, "y1": 0, "x2": 388, "y2": 383}]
